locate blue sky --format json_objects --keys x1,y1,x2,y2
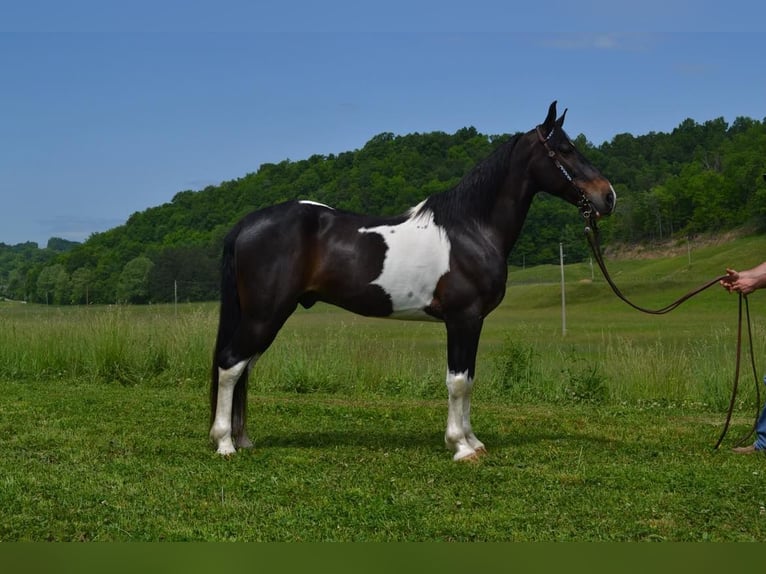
[{"x1": 1, "y1": 1, "x2": 765, "y2": 246}]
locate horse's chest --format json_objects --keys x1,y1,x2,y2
[{"x1": 358, "y1": 215, "x2": 451, "y2": 317}]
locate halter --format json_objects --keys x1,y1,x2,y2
[{"x1": 535, "y1": 125, "x2": 595, "y2": 225}]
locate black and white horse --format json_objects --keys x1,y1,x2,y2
[{"x1": 210, "y1": 102, "x2": 616, "y2": 460}]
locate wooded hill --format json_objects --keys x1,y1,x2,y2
[{"x1": 2, "y1": 114, "x2": 765, "y2": 305}]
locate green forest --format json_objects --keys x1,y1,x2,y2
[{"x1": 1, "y1": 114, "x2": 765, "y2": 305}]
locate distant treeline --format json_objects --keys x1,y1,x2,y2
[{"x1": 2, "y1": 115, "x2": 765, "y2": 304}]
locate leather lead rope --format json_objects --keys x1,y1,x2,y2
[
  {"x1": 583, "y1": 224, "x2": 760, "y2": 449},
  {"x1": 714, "y1": 295, "x2": 761, "y2": 450},
  {"x1": 584, "y1": 225, "x2": 727, "y2": 314}
]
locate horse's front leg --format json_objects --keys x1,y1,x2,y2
[{"x1": 444, "y1": 317, "x2": 486, "y2": 461}]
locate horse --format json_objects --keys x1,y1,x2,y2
[{"x1": 209, "y1": 101, "x2": 616, "y2": 461}]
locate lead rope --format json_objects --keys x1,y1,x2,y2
[
  {"x1": 583, "y1": 223, "x2": 760, "y2": 449},
  {"x1": 584, "y1": 225, "x2": 727, "y2": 314},
  {"x1": 714, "y1": 295, "x2": 761, "y2": 450}
]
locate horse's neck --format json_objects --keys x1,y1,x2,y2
[
  {"x1": 486, "y1": 140, "x2": 538, "y2": 256},
  {"x1": 489, "y1": 173, "x2": 536, "y2": 257}
]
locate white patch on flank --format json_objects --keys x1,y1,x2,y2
[
  {"x1": 358, "y1": 204, "x2": 450, "y2": 319},
  {"x1": 299, "y1": 200, "x2": 334, "y2": 209}
]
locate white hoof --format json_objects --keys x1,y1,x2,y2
[
  {"x1": 453, "y1": 448, "x2": 482, "y2": 462},
  {"x1": 466, "y1": 434, "x2": 485, "y2": 453},
  {"x1": 450, "y1": 443, "x2": 478, "y2": 461},
  {"x1": 213, "y1": 434, "x2": 236, "y2": 456}
]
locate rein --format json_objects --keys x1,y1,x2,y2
[
  {"x1": 584, "y1": 223, "x2": 726, "y2": 315},
  {"x1": 536, "y1": 123, "x2": 761, "y2": 449},
  {"x1": 583, "y1": 221, "x2": 760, "y2": 450}
]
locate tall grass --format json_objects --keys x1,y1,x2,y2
[
  {"x1": 1, "y1": 295, "x2": 763, "y2": 411},
  {"x1": 0, "y1": 304, "x2": 213, "y2": 386},
  {"x1": 2, "y1": 233, "x2": 766, "y2": 409}
]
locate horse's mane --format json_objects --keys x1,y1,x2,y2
[{"x1": 417, "y1": 133, "x2": 522, "y2": 227}]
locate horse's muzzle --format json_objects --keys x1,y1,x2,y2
[{"x1": 588, "y1": 181, "x2": 617, "y2": 218}]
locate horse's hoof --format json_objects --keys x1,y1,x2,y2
[
  {"x1": 236, "y1": 436, "x2": 254, "y2": 449},
  {"x1": 456, "y1": 452, "x2": 482, "y2": 463},
  {"x1": 453, "y1": 447, "x2": 484, "y2": 462},
  {"x1": 215, "y1": 438, "x2": 237, "y2": 456}
]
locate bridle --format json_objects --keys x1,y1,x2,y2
[
  {"x1": 537, "y1": 123, "x2": 760, "y2": 450},
  {"x1": 537, "y1": 121, "x2": 724, "y2": 313},
  {"x1": 535, "y1": 125, "x2": 596, "y2": 224}
]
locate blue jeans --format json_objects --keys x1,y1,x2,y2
[
  {"x1": 757, "y1": 405, "x2": 766, "y2": 450},
  {"x1": 756, "y1": 376, "x2": 766, "y2": 450}
]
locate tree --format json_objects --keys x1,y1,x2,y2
[
  {"x1": 70, "y1": 267, "x2": 94, "y2": 304},
  {"x1": 36, "y1": 264, "x2": 70, "y2": 304},
  {"x1": 148, "y1": 246, "x2": 219, "y2": 303},
  {"x1": 37, "y1": 268, "x2": 52, "y2": 304},
  {"x1": 5, "y1": 269, "x2": 24, "y2": 301},
  {"x1": 116, "y1": 257, "x2": 154, "y2": 304}
]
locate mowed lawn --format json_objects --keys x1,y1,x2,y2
[{"x1": 2, "y1": 378, "x2": 765, "y2": 541}]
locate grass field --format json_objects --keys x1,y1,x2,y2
[{"x1": 3, "y1": 234, "x2": 766, "y2": 541}]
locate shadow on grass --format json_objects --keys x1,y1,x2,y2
[
  {"x1": 259, "y1": 430, "x2": 444, "y2": 449},
  {"x1": 256, "y1": 429, "x2": 620, "y2": 452}
]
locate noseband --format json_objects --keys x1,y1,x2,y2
[{"x1": 535, "y1": 125, "x2": 595, "y2": 225}]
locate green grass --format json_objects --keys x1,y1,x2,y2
[
  {"x1": 2, "y1": 380, "x2": 765, "y2": 541},
  {"x1": 3, "y1": 233, "x2": 766, "y2": 540}
]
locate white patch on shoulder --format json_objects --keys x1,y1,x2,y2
[
  {"x1": 358, "y1": 205, "x2": 450, "y2": 319},
  {"x1": 299, "y1": 200, "x2": 334, "y2": 209}
]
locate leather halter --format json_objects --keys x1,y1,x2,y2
[{"x1": 535, "y1": 125, "x2": 595, "y2": 224}]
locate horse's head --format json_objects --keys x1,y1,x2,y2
[{"x1": 529, "y1": 101, "x2": 616, "y2": 220}]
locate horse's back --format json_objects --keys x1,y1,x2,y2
[{"x1": 230, "y1": 200, "x2": 450, "y2": 319}]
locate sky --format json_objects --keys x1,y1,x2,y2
[{"x1": 1, "y1": 1, "x2": 765, "y2": 246}]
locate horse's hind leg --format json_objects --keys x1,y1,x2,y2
[
  {"x1": 213, "y1": 355, "x2": 259, "y2": 453},
  {"x1": 211, "y1": 358, "x2": 250, "y2": 455},
  {"x1": 211, "y1": 313, "x2": 292, "y2": 455},
  {"x1": 232, "y1": 359, "x2": 256, "y2": 449}
]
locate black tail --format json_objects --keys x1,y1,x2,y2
[{"x1": 210, "y1": 226, "x2": 244, "y2": 430}]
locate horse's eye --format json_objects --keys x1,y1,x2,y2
[{"x1": 558, "y1": 141, "x2": 574, "y2": 154}]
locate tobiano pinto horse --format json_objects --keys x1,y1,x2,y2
[{"x1": 210, "y1": 101, "x2": 616, "y2": 461}]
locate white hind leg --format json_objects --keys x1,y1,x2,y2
[
  {"x1": 210, "y1": 359, "x2": 249, "y2": 455},
  {"x1": 233, "y1": 359, "x2": 258, "y2": 449}
]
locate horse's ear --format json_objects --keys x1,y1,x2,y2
[
  {"x1": 555, "y1": 108, "x2": 568, "y2": 130},
  {"x1": 542, "y1": 101, "x2": 558, "y2": 132}
]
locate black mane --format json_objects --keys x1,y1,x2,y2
[{"x1": 418, "y1": 133, "x2": 521, "y2": 227}]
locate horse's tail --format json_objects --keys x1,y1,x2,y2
[{"x1": 210, "y1": 225, "x2": 242, "y2": 429}]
